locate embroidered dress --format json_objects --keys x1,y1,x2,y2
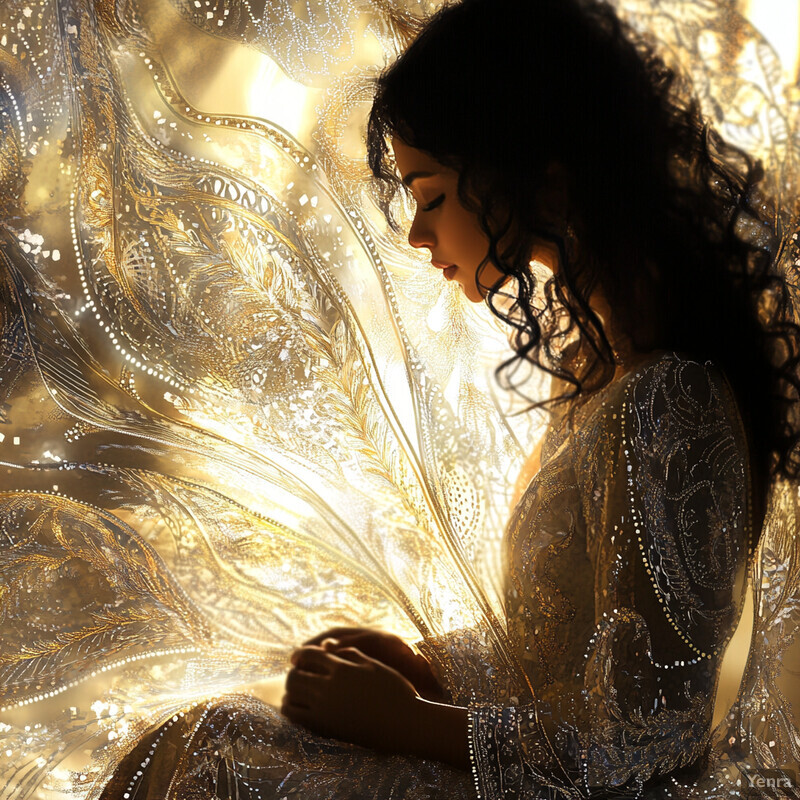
[{"x1": 466, "y1": 352, "x2": 751, "y2": 798}]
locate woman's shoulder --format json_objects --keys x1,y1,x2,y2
[
  {"x1": 572, "y1": 348, "x2": 741, "y2": 442},
  {"x1": 622, "y1": 349, "x2": 737, "y2": 410},
  {"x1": 618, "y1": 350, "x2": 746, "y2": 460},
  {"x1": 550, "y1": 349, "x2": 740, "y2": 455},
  {"x1": 569, "y1": 349, "x2": 748, "y2": 488},
  {"x1": 619, "y1": 347, "x2": 722, "y2": 382}
]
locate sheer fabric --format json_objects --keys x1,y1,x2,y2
[{"x1": 0, "y1": 0, "x2": 798, "y2": 798}]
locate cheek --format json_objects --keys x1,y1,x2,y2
[{"x1": 449, "y1": 214, "x2": 488, "y2": 263}]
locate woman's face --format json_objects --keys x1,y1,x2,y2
[{"x1": 391, "y1": 137, "x2": 507, "y2": 303}]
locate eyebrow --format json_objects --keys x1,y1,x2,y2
[{"x1": 401, "y1": 170, "x2": 438, "y2": 187}]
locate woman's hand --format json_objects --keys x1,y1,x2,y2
[
  {"x1": 302, "y1": 627, "x2": 447, "y2": 702},
  {"x1": 281, "y1": 645, "x2": 421, "y2": 753}
]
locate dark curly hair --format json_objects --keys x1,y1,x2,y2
[{"x1": 366, "y1": 0, "x2": 800, "y2": 531}]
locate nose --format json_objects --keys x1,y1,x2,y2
[{"x1": 407, "y1": 209, "x2": 436, "y2": 250}]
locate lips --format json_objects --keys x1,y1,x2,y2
[
  {"x1": 432, "y1": 261, "x2": 458, "y2": 280},
  {"x1": 443, "y1": 265, "x2": 458, "y2": 280}
]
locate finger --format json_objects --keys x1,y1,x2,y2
[
  {"x1": 280, "y1": 690, "x2": 309, "y2": 711},
  {"x1": 280, "y1": 697, "x2": 333, "y2": 738},
  {"x1": 280, "y1": 697, "x2": 314, "y2": 725},
  {"x1": 301, "y1": 629, "x2": 346, "y2": 647},
  {"x1": 290, "y1": 645, "x2": 334, "y2": 671},
  {"x1": 333, "y1": 647, "x2": 417, "y2": 691},
  {"x1": 301, "y1": 627, "x2": 366, "y2": 647},
  {"x1": 332, "y1": 646, "x2": 370, "y2": 665},
  {"x1": 331, "y1": 633, "x2": 405, "y2": 661},
  {"x1": 292, "y1": 647, "x2": 363, "y2": 677},
  {"x1": 322, "y1": 635, "x2": 359, "y2": 652},
  {"x1": 285, "y1": 667, "x2": 326, "y2": 702}
]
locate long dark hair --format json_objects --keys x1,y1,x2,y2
[{"x1": 366, "y1": 0, "x2": 800, "y2": 527}]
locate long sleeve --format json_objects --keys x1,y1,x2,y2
[
  {"x1": 415, "y1": 627, "x2": 519, "y2": 707},
  {"x1": 467, "y1": 354, "x2": 752, "y2": 798}
]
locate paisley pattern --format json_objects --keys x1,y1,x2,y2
[{"x1": 0, "y1": 0, "x2": 798, "y2": 797}]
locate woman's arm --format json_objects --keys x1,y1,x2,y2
[{"x1": 404, "y1": 697, "x2": 469, "y2": 770}]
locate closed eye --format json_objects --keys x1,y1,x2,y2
[{"x1": 421, "y1": 194, "x2": 445, "y2": 212}]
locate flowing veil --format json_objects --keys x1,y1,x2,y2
[{"x1": 0, "y1": 0, "x2": 797, "y2": 797}]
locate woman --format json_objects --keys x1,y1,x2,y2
[
  {"x1": 102, "y1": 0, "x2": 799, "y2": 796},
  {"x1": 284, "y1": 0, "x2": 800, "y2": 787}
]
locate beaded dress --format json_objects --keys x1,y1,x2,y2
[{"x1": 0, "y1": 0, "x2": 798, "y2": 798}]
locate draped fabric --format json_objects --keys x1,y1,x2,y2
[{"x1": 0, "y1": 0, "x2": 798, "y2": 798}]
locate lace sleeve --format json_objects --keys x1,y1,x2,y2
[
  {"x1": 467, "y1": 355, "x2": 752, "y2": 798},
  {"x1": 415, "y1": 627, "x2": 518, "y2": 707}
]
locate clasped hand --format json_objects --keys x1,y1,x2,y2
[{"x1": 281, "y1": 628, "x2": 445, "y2": 753}]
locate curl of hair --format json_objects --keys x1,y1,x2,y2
[{"x1": 366, "y1": 0, "x2": 800, "y2": 536}]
